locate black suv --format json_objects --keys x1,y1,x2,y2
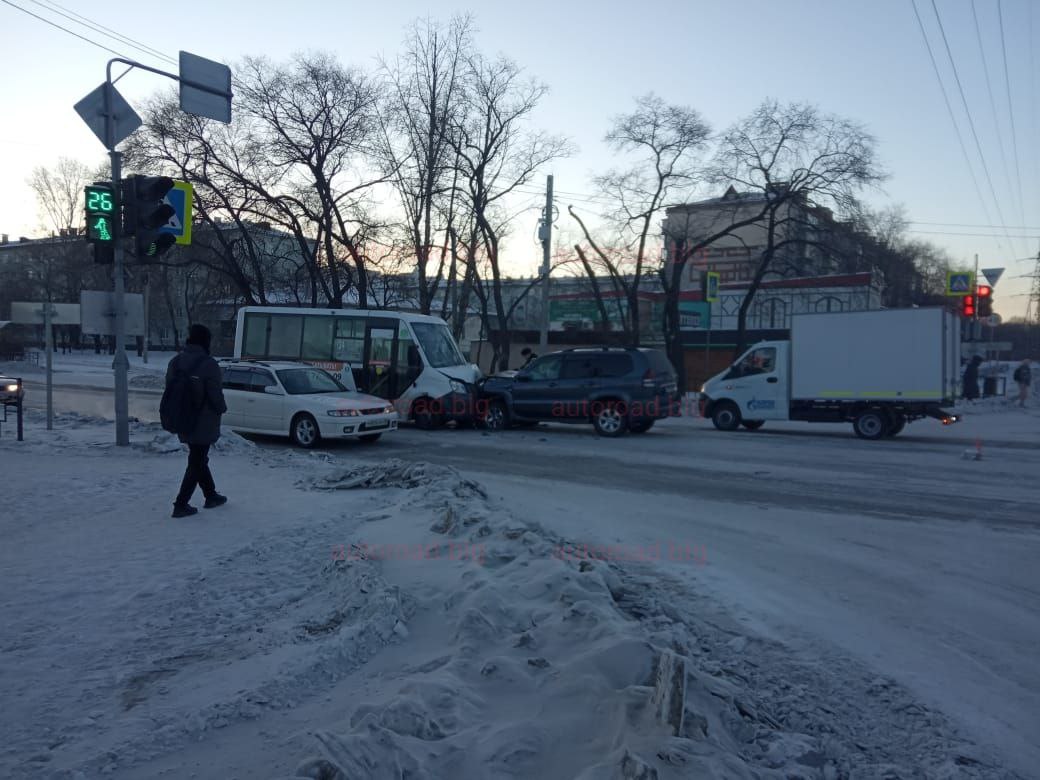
[{"x1": 477, "y1": 347, "x2": 680, "y2": 436}]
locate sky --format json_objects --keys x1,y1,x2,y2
[{"x1": 1, "y1": 0, "x2": 1038, "y2": 319}]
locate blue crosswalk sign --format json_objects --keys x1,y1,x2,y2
[
  {"x1": 159, "y1": 181, "x2": 193, "y2": 245},
  {"x1": 946, "y1": 271, "x2": 972, "y2": 296}
]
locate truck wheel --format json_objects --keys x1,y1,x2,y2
[
  {"x1": 853, "y1": 410, "x2": 887, "y2": 440},
  {"x1": 711, "y1": 402, "x2": 741, "y2": 431},
  {"x1": 885, "y1": 414, "x2": 906, "y2": 437},
  {"x1": 741, "y1": 420, "x2": 765, "y2": 431}
]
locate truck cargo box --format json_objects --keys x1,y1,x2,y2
[{"x1": 790, "y1": 308, "x2": 958, "y2": 403}]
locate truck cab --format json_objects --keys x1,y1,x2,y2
[{"x1": 700, "y1": 341, "x2": 791, "y2": 430}]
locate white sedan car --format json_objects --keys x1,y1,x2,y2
[{"x1": 219, "y1": 360, "x2": 398, "y2": 447}]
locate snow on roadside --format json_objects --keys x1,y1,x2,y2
[{"x1": 0, "y1": 415, "x2": 1017, "y2": 779}]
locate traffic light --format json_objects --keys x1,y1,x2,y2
[
  {"x1": 962, "y1": 293, "x2": 976, "y2": 318},
  {"x1": 977, "y1": 285, "x2": 993, "y2": 318},
  {"x1": 122, "y1": 175, "x2": 176, "y2": 261},
  {"x1": 85, "y1": 183, "x2": 115, "y2": 263}
]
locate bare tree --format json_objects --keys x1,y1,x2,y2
[
  {"x1": 381, "y1": 16, "x2": 473, "y2": 313},
  {"x1": 708, "y1": 99, "x2": 884, "y2": 353},
  {"x1": 448, "y1": 52, "x2": 571, "y2": 371},
  {"x1": 571, "y1": 94, "x2": 711, "y2": 345},
  {"x1": 27, "y1": 157, "x2": 93, "y2": 235}
]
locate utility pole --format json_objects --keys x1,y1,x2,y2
[
  {"x1": 538, "y1": 175, "x2": 554, "y2": 350},
  {"x1": 142, "y1": 272, "x2": 149, "y2": 364}
]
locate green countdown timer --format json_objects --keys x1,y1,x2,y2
[{"x1": 85, "y1": 184, "x2": 114, "y2": 243}]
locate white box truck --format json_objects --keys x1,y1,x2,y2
[{"x1": 699, "y1": 308, "x2": 961, "y2": 439}]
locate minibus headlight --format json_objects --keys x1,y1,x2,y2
[{"x1": 449, "y1": 379, "x2": 466, "y2": 393}]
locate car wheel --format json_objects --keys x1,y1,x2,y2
[
  {"x1": 592, "y1": 401, "x2": 628, "y2": 437},
  {"x1": 741, "y1": 420, "x2": 765, "y2": 430},
  {"x1": 480, "y1": 400, "x2": 508, "y2": 432},
  {"x1": 290, "y1": 413, "x2": 320, "y2": 449},
  {"x1": 853, "y1": 410, "x2": 887, "y2": 440},
  {"x1": 412, "y1": 398, "x2": 443, "y2": 430},
  {"x1": 359, "y1": 433, "x2": 382, "y2": 443},
  {"x1": 711, "y1": 401, "x2": 741, "y2": 431},
  {"x1": 629, "y1": 420, "x2": 654, "y2": 434}
]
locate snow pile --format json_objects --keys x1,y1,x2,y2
[
  {"x1": 128, "y1": 373, "x2": 166, "y2": 390},
  {"x1": 279, "y1": 463, "x2": 1002, "y2": 779},
  {"x1": 303, "y1": 457, "x2": 487, "y2": 496}
]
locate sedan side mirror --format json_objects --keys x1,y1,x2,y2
[{"x1": 264, "y1": 385, "x2": 284, "y2": 395}]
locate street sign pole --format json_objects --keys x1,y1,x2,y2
[
  {"x1": 103, "y1": 72, "x2": 130, "y2": 447},
  {"x1": 44, "y1": 303, "x2": 53, "y2": 430}
]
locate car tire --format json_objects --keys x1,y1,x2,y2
[
  {"x1": 412, "y1": 398, "x2": 443, "y2": 430},
  {"x1": 290, "y1": 413, "x2": 320, "y2": 449},
  {"x1": 885, "y1": 414, "x2": 906, "y2": 437},
  {"x1": 480, "y1": 399, "x2": 509, "y2": 432},
  {"x1": 359, "y1": 433, "x2": 382, "y2": 443},
  {"x1": 592, "y1": 401, "x2": 628, "y2": 437},
  {"x1": 629, "y1": 420, "x2": 654, "y2": 434},
  {"x1": 711, "y1": 401, "x2": 741, "y2": 431},
  {"x1": 741, "y1": 420, "x2": 765, "y2": 431},
  {"x1": 853, "y1": 410, "x2": 888, "y2": 440}
]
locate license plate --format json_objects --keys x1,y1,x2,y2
[{"x1": 361, "y1": 421, "x2": 389, "y2": 431}]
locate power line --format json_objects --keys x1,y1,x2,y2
[
  {"x1": 28, "y1": 0, "x2": 176, "y2": 66},
  {"x1": 996, "y1": 0, "x2": 1026, "y2": 233},
  {"x1": 970, "y1": 0, "x2": 1017, "y2": 227},
  {"x1": 929, "y1": 0, "x2": 1018, "y2": 257},
  {"x1": 1, "y1": 0, "x2": 127, "y2": 58},
  {"x1": 909, "y1": 220, "x2": 1040, "y2": 230},
  {"x1": 908, "y1": 228, "x2": 1040, "y2": 240},
  {"x1": 910, "y1": 0, "x2": 1002, "y2": 253}
]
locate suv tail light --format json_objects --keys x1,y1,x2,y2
[{"x1": 642, "y1": 369, "x2": 656, "y2": 388}]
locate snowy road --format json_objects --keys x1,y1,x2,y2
[
  {"x1": 290, "y1": 419, "x2": 1040, "y2": 775},
  {"x1": 3, "y1": 392, "x2": 1039, "y2": 777}
]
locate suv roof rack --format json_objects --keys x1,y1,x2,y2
[{"x1": 559, "y1": 346, "x2": 635, "y2": 352}]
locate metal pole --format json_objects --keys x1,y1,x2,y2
[
  {"x1": 44, "y1": 304, "x2": 53, "y2": 430},
  {"x1": 105, "y1": 77, "x2": 130, "y2": 446},
  {"x1": 539, "y1": 175, "x2": 553, "y2": 350},
  {"x1": 143, "y1": 272, "x2": 149, "y2": 364},
  {"x1": 704, "y1": 302, "x2": 712, "y2": 377}
]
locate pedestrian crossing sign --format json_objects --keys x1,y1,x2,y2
[
  {"x1": 159, "y1": 181, "x2": 193, "y2": 245},
  {"x1": 946, "y1": 271, "x2": 973, "y2": 296}
]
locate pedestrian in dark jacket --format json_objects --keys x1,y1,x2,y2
[
  {"x1": 166, "y1": 324, "x2": 228, "y2": 518},
  {"x1": 962, "y1": 355, "x2": 983, "y2": 401},
  {"x1": 519, "y1": 347, "x2": 537, "y2": 369}
]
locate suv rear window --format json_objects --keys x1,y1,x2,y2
[
  {"x1": 597, "y1": 354, "x2": 633, "y2": 378},
  {"x1": 643, "y1": 350, "x2": 676, "y2": 378}
]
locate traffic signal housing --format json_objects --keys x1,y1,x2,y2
[
  {"x1": 961, "y1": 293, "x2": 976, "y2": 318},
  {"x1": 122, "y1": 175, "x2": 176, "y2": 261},
  {"x1": 977, "y1": 285, "x2": 993, "y2": 318},
  {"x1": 85, "y1": 183, "x2": 115, "y2": 263}
]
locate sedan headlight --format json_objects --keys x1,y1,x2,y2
[
  {"x1": 327, "y1": 408, "x2": 360, "y2": 417},
  {"x1": 383, "y1": 404, "x2": 396, "y2": 414},
  {"x1": 449, "y1": 379, "x2": 466, "y2": 393},
  {"x1": 4, "y1": 383, "x2": 17, "y2": 392}
]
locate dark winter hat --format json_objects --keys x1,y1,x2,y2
[{"x1": 186, "y1": 323, "x2": 212, "y2": 351}]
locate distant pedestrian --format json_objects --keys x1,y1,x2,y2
[
  {"x1": 520, "y1": 347, "x2": 537, "y2": 369},
  {"x1": 962, "y1": 355, "x2": 983, "y2": 401},
  {"x1": 165, "y1": 324, "x2": 228, "y2": 518},
  {"x1": 1012, "y1": 359, "x2": 1032, "y2": 407}
]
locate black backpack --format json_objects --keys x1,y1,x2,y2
[
  {"x1": 1013, "y1": 365, "x2": 1025, "y2": 383},
  {"x1": 160, "y1": 353, "x2": 208, "y2": 435}
]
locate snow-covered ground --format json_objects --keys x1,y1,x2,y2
[{"x1": 2, "y1": 403, "x2": 1038, "y2": 779}]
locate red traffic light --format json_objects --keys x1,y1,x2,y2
[
  {"x1": 977, "y1": 285, "x2": 992, "y2": 298},
  {"x1": 962, "y1": 294, "x2": 976, "y2": 317}
]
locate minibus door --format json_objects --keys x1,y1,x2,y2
[{"x1": 364, "y1": 319, "x2": 399, "y2": 400}]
